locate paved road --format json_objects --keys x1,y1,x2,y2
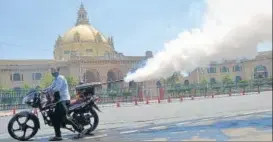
[{"x1": 0, "y1": 91, "x2": 271, "y2": 141}]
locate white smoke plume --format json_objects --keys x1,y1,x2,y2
[{"x1": 125, "y1": 0, "x2": 272, "y2": 82}]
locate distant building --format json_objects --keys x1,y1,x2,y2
[{"x1": 182, "y1": 51, "x2": 272, "y2": 84}]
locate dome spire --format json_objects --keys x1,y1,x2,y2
[{"x1": 75, "y1": 2, "x2": 90, "y2": 26}]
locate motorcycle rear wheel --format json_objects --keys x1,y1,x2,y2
[{"x1": 8, "y1": 113, "x2": 39, "y2": 141}]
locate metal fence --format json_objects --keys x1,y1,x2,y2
[{"x1": 0, "y1": 79, "x2": 272, "y2": 111}]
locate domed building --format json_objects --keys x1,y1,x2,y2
[{"x1": 0, "y1": 3, "x2": 155, "y2": 92}]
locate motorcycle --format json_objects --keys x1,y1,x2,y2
[{"x1": 7, "y1": 82, "x2": 105, "y2": 141}]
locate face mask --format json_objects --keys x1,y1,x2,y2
[{"x1": 51, "y1": 72, "x2": 59, "y2": 78}]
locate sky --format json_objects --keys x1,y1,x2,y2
[{"x1": 0, "y1": 0, "x2": 271, "y2": 60}]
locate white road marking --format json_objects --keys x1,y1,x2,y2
[
  {"x1": 149, "y1": 126, "x2": 168, "y2": 130},
  {"x1": 176, "y1": 122, "x2": 192, "y2": 126},
  {"x1": 83, "y1": 134, "x2": 108, "y2": 139},
  {"x1": 144, "y1": 138, "x2": 168, "y2": 141},
  {"x1": 120, "y1": 130, "x2": 139, "y2": 134}
]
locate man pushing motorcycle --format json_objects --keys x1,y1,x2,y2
[{"x1": 45, "y1": 67, "x2": 87, "y2": 141}]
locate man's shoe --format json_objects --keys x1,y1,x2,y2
[{"x1": 49, "y1": 137, "x2": 63, "y2": 141}]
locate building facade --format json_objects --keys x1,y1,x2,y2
[
  {"x1": 0, "y1": 4, "x2": 153, "y2": 90},
  {"x1": 0, "y1": 3, "x2": 271, "y2": 97},
  {"x1": 182, "y1": 51, "x2": 272, "y2": 84}
]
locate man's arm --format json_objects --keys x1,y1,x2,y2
[
  {"x1": 51, "y1": 77, "x2": 63, "y2": 92},
  {"x1": 44, "y1": 82, "x2": 54, "y2": 91}
]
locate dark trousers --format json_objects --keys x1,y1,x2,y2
[{"x1": 52, "y1": 100, "x2": 70, "y2": 137}]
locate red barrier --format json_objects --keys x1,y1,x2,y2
[
  {"x1": 116, "y1": 101, "x2": 120, "y2": 107},
  {"x1": 97, "y1": 97, "x2": 101, "y2": 103},
  {"x1": 138, "y1": 89, "x2": 144, "y2": 101},
  {"x1": 159, "y1": 88, "x2": 164, "y2": 100}
]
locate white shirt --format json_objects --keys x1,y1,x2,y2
[{"x1": 48, "y1": 75, "x2": 71, "y2": 101}]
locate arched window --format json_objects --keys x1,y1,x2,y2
[
  {"x1": 129, "y1": 81, "x2": 137, "y2": 89},
  {"x1": 207, "y1": 67, "x2": 216, "y2": 73},
  {"x1": 254, "y1": 65, "x2": 268, "y2": 79},
  {"x1": 13, "y1": 73, "x2": 21, "y2": 81},
  {"x1": 184, "y1": 80, "x2": 189, "y2": 85},
  {"x1": 235, "y1": 76, "x2": 242, "y2": 83},
  {"x1": 254, "y1": 65, "x2": 266, "y2": 72},
  {"x1": 233, "y1": 65, "x2": 242, "y2": 72},
  {"x1": 32, "y1": 73, "x2": 42, "y2": 80},
  {"x1": 220, "y1": 66, "x2": 229, "y2": 73}
]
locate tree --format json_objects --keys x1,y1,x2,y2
[
  {"x1": 108, "y1": 89, "x2": 118, "y2": 101},
  {"x1": 211, "y1": 83, "x2": 221, "y2": 95},
  {"x1": 165, "y1": 72, "x2": 180, "y2": 86},
  {"x1": 40, "y1": 72, "x2": 53, "y2": 88},
  {"x1": 66, "y1": 76, "x2": 78, "y2": 88},
  {"x1": 23, "y1": 83, "x2": 30, "y2": 90},
  {"x1": 266, "y1": 76, "x2": 272, "y2": 86},
  {"x1": 176, "y1": 85, "x2": 188, "y2": 97},
  {"x1": 167, "y1": 87, "x2": 176, "y2": 97},
  {"x1": 199, "y1": 78, "x2": 208, "y2": 96},
  {"x1": 238, "y1": 80, "x2": 249, "y2": 95},
  {"x1": 122, "y1": 89, "x2": 132, "y2": 102},
  {"x1": 222, "y1": 75, "x2": 235, "y2": 95},
  {"x1": 0, "y1": 84, "x2": 6, "y2": 90},
  {"x1": 222, "y1": 75, "x2": 232, "y2": 85},
  {"x1": 253, "y1": 78, "x2": 266, "y2": 94}
]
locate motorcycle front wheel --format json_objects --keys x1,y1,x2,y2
[
  {"x1": 86, "y1": 108, "x2": 99, "y2": 134},
  {"x1": 8, "y1": 112, "x2": 39, "y2": 141}
]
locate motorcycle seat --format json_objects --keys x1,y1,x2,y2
[{"x1": 68, "y1": 101, "x2": 86, "y2": 111}]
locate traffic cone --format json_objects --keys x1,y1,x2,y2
[
  {"x1": 229, "y1": 93, "x2": 232, "y2": 96},
  {"x1": 146, "y1": 97, "x2": 149, "y2": 104},
  {"x1": 212, "y1": 95, "x2": 214, "y2": 98},
  {"x1": 191, "y1": 96, "x2": 194, "y2": 100},
  {"x1": 168, "y1": 96, "x2": 171, "y2": 103},
  {"x1": 180, "y1": 96, "x2": 183, "y2": 102},
  {"x1": 157, "y1": 96, "x2": 161, "y2": 104},
  {"x1": 116, "y1": 101, "x2": 120, "y2": 107}
]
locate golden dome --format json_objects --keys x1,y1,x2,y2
[
  {"x1": 53, "y1": 3, "x2": 115, "y2": 61},
  {"x1": 61, "y1": 24, "x2": 108, "y2": 43}
]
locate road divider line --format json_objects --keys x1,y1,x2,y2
[
  {"x1": 120, "y1": 130, "x2": 139, "y2": 134},
  {"x1": 83, "y1": 134, "x2": 108, "y2": 139},
  {"x1": 149, "y1": 126, "x2": 168, "y2": 130}
]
